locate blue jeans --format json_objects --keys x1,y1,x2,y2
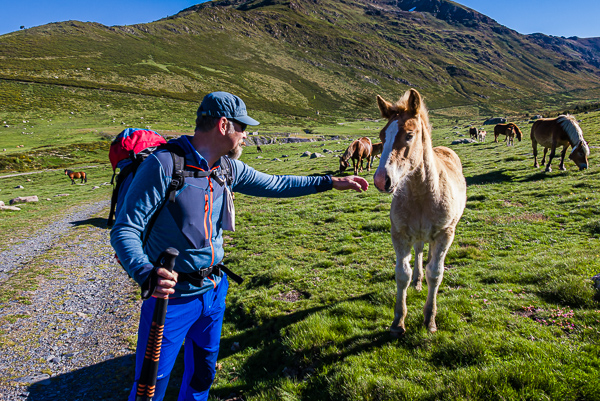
[{"x1": 129, "y1": 276, "x2": 229, "y2": 401}]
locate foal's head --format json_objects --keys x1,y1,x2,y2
[{"x1": 373, "y1": 88, "x2": 430, "y2": 193}]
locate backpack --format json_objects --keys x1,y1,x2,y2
[{"x1": 107, "y1": 128, "x2": 234, "y2": 230}]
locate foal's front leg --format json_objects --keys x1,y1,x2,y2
[
  {"x1": 424, "y1": 229, "x2": 455, "y2": 333},
  {"x1": 390, "y1": 238, "x2": 413, "y2": 337}
]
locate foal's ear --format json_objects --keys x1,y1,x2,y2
[
  {"x1": 406, "y1": 88, "x2": 422, "y2": 116},
  {"x1": 377, "y1": 95, "x2": 395, "y2": 119}
]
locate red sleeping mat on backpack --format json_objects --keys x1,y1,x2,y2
[{"x1": 109, "y1": 128, "x2": 167, "y2": 171}]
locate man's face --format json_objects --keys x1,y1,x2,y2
[{"x1": 226, "y1": 120, "x2": 246, "y2": 160}]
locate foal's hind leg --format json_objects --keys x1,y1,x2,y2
[
  {"x1": 423, "y1": 229, "x2": 455, "y2": 333},
  {"x1": 412, "y1": 241, "x2": 425, "y2": 291}
]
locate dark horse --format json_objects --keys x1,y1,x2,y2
[
  {"x1": 494, "y1": 123, "x2": 523, "y2": 143},
  {"x1": 339, "y1": 137, "x2": 373, "y2": 175},
  {"x1": 469, "y1": 127, "x2": 478, "y2": 140},
  {"x1": 531, "y1": 115, "x2": 589, "y2": 172},
  {"x1": 65, "y1": 169, "x2": 87, "y2": 184}
]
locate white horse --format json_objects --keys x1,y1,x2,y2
[{"x1": 373, "y1": 89, "x2": 467, "y2": 336}]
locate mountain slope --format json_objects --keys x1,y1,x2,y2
[{"x1": 0, "y1": 0, "x2": 599, "y2": 118}]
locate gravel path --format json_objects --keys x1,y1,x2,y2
[{"x1": 0, "y1": 201, "x2": 142, "y2": 400}]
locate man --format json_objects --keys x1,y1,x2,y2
[{"x1": 111, "y1": 91, "x2": 368, "y2": 401}]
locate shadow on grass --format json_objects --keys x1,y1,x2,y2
[
  {"x1": 202, "y1": 292, "x2": 398, "y2": 400},
  {"x1": 518, "y1": 171, "x2": 565, "y2": 182},
  {"x1": 466, "y1": 169, "x2": 512, "y2": 185},
  {"x1": 26, "y1": 354, "x2": 135, "y2": 400},
  {"x1": 71, "y1": 217, "x2": 108, "y2": 229},
  {"x1": 29, "y1": 294, "x2": 399, "y2": 401}
]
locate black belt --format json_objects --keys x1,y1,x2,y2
[{"x1": 178, "y1": 263, "x2": 243, "y2": 286}]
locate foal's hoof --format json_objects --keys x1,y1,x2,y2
[
  {"x1": 545, "y1": 167, "x2": 552, "y2": 173},
  {"x1": 390, "y1": 326, "x2": 406, "y2": 338},
  {"x1": 425, "y1": 321, "x2": 437, "y2": 333}
]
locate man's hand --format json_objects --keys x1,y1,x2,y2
[
  {"x1": 153, "y1": 268, "x2": 178, "y2": 299},
  {"x1": 331, "y1": 176, "x2": 369, "y2": 192}
]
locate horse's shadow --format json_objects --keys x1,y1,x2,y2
[
  {"x1": 71, "y1": 217, "x2": 109, "y2": 229},
  {"x1": 466, "y1": 169, "x2": 512, "y2": 185},
  {"x1": 518, "y1": 171, "x2": 564, "y2": 182},
  {"x1": 26, "y1": 354, "x2": 136, "y2": 400}
]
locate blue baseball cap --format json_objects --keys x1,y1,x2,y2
[{"x1": 197, "y1": 91, "x2": 260, "y2": 126}]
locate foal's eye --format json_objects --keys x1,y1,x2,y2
[{"x1": 405, "y1": 133, "x2": 413, "y2": 141}]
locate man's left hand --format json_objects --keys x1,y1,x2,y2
[{"x1": 331, "y1": 176, "x2": 369, "y2": 192}]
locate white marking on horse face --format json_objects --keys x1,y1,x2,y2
[{"x1": 374, "y1": 120, "x2": 399, "y2": 192}]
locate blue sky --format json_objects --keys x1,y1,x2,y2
[{"x1": 0, "y1": 0, "x2": 599, "y2": 38}]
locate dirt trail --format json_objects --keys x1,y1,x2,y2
[{"x1": 0, "y1": 200, "x2": 142, "y2": 400}]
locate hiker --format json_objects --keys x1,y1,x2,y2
[{"x1": 110, "y1": 91, "x2": 368, "y2": 401}]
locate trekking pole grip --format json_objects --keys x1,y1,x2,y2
[{"x1": 136, "y1": 247, "x2": 179, "y2": 401}]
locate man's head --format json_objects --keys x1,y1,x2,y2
[{"x1": 195, "y1": 91, "x2": 259, "y2": 132}]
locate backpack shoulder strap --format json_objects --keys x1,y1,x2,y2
[
  {"x1": 160, "y1": 143, "x2": 187, "y2": 202},
  {"x1": 141, "y1": 143, "x2": 186, "y2": 246},
  {"x1": 219, "y1": 155, "x2": 234, "y2": 187}
]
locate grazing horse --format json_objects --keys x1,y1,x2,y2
[
  {"x1": 339, "y1": 137, "x2": 373, "y2": 174},
  {"x1": 469, "y1": 127, "x2": 478, "y2": 140},
  {"x1": 494, "y1": 123, "x2": 523, "y2": 143},
  {"x1": 531, "y1": 115, "x2": 590, "y2": 172},
  {"x1": 478, "y1": 130, "x2": 487, "y2": 142},
  {"x1": 64, "y1": 169, "x2": 87, "y2": 184},
  {"x1": 373, "y1": 89, "x2": 466, "y2": 336}
]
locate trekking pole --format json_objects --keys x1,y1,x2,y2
[{"x1": 136, "y1": 247, "x2": 179, "y2": 401}]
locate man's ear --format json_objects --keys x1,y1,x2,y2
[{"x1": 218, "y1": 117, "x2": 229, "y2": 135}]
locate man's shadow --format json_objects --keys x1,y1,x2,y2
[
  {"x1": 71, "y1": 217, "x2": 109, "y2": 229},
  {"x1": 26, "y1": 354, "x2": 135, "y2": 400}
]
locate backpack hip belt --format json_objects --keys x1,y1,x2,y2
[{"x1": 178, "y1": 264, "x2": 244, "y2": 285}]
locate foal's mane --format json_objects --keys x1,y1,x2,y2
[{"x1": 557, "y1": 115, "x2": 589, "y2": 155}]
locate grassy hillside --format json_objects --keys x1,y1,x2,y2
[{"x1": 1, "y1": 0, "x2": 600, "y2": 122}]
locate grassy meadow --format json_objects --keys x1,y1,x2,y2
[{"x1": 1, "y1": 105, "x2": 600, "y2": 400}]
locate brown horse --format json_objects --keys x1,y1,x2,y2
[
  {"x1": 373, "y1": 89, "x2": 466, "y2": 336},
  {"x1": 65, "y1": 169, "x2": 87, "y2": 184},
  {"x1": 531, "y1": 115, "x2": 590, "y2": 172},
  {"x1": 494, "y1": 123, "x2": 523, "y2": 143},
  {"x1": 339, "y1": 137, "x2": 373, "y2": 174}
]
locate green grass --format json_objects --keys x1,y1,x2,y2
[{"x1": 2, "y1": 109, "x2": 600, "y2": 401}]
